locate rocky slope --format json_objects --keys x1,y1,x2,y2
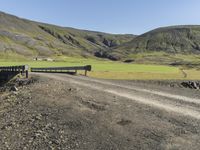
[
  {"x1": 112, "y1": 26, "x2": 200, "y2": 59},
  {"x1": 0, "y1": 11, "x2": 135, "y2": 60}
]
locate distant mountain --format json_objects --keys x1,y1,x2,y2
[
  {"x1": 0, "y1": 11, "x2": 200, "y2": 65},
  {"x1": 0, "y1": 11, "x2": 135, "y2": 60},
  {"x1": 112, "y1": 26, "x2": 200, "y2": 63}
]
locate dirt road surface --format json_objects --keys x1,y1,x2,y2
[{"x1": 0, "y1": 73, "x2": 200, "y2": 150}]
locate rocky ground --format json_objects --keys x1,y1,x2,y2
[{"x1": 0, "y1": 74, "x2": 200, "y2": 150}]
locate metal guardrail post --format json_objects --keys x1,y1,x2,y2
[{"x1": 25, "y1": 70, "x2": 28, "y2": 78}]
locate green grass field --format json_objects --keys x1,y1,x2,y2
[{"x1": 0, "y1": 57, "x2": 200, "y2": 80}]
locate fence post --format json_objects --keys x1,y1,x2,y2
[{"x1": 25, "y1": 70, "x2": 28, "y2": 78}]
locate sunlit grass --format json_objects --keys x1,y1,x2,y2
[
  {"x1": 88, "y1": 71, "x2": 183, "y2": 80},
  {"x1": 0, "y1": 57, "x2": 200, "y2": 80}
]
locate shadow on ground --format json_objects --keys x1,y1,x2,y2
[{"x1": 0, "y1": 71, "x2": 18, "y2": 86}]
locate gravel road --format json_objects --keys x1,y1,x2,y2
[
  {"x1": 0, "y1": 73, "x2": 200, "y2": 149},
  {"x1": 37, "y1": 73, "x2": 200, "y2": 120}
]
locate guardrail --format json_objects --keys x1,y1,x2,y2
[
  {"x1": 31, "y1": 65, "x2": 92, "y2": 76},
  {"x1": 0, "y1": 65, "x2": 29, "y2": 78}
]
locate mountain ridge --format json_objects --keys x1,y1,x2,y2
[
  {"x1": 110, "y1": 25, "x2": 200, "y2": 64},
  {"x1": 0, "y1": 11, "x2": 135, "y2": 60},
  {"x1": 0, "y1": 11, "x2": 200, "y2": 65}
]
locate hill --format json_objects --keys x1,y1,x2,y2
[
  {"x1": 0, "y1": 11, "x2": 200, "y2": 65},
  {"x1": 112, "y1": 26, "x2": 200, "y2": 64},
  {"x1": 0, "y1": 11, "x2": 135, "y2": 60}
]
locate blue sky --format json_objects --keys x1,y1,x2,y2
[{"x1": 0, "y1": 0, "x2": 200, "y2": 34}]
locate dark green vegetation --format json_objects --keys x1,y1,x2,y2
[{"x1": 0, "y1": 11, "x2": 200, "y2": 65}]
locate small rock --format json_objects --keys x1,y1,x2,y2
[
  {"x1": 10, "y1": 86, "x2": 18, "y2": 92},
  {"x1": 35, "y1": 114, "x2": 42, "y2": 120},
  {"x1": 13, "y1": 91, "x2": 18, "y2": 95},
  {"x1": 117, "y1": 119, "x2": 132, "y2": 126}
]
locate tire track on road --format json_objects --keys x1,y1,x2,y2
[{"x1": 32, "y1": 73, "x2": 200, "y2": 119}]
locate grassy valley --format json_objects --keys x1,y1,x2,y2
[
  {"x1": 0, "y1": 12, "x2": 200, "y2": 80},
  {"x1": 1, "y1": 58, "x2": 200, "y2": 80}
]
